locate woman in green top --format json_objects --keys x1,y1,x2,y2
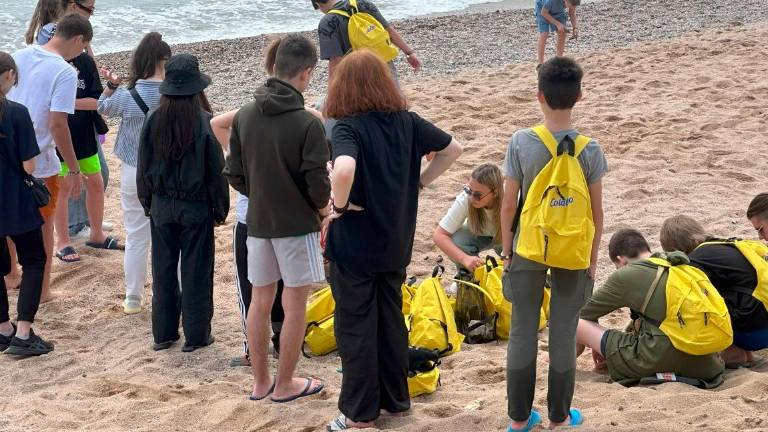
[{"x1": 575, "y1": 229, "x2": 724, "y2": 387}]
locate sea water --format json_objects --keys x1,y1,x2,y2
[{"x1": 1, "y1": 0, "x2": 541, "y2": 54}]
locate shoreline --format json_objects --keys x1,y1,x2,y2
[{"x1": 96, "y1": 0, "x2": 767, "y2": 112}]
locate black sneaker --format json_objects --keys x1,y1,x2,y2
[
  {"x1": 4, "y1": 329, "x2": 53, "y2": 356},
  {"x1": 181, "y1": 334, "x2": 215, "y2": 353},
  {"x1": 0, "y1": 324, "x2": 16, "y2": 351},
  {"x1": 153, "y1": 337, "x2": 180, "y2": 351}
]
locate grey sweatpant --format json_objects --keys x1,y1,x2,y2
[{"x1": 503, "y1": 255, "x2": 592, "y2": 423}]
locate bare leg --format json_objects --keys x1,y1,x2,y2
[
  {"x1": 576, "y1": 319, "x2": 607, "y2": 357},
  {"x1": 4, "y1": 239, "x2": 21, "y2": 290},
  {"x1": 84, "y1": 173, "x2": 107, "y2": 244},
  {"x1": 272, "y1": 284, "x2": 322, "y2": 399},
  {"x1": 40, "y1": 212, "x2": 58, "y2": 303},
  {"x1": 537, "y1": 32, "x2": 549, "y2": 65},
  {"x1": 247, "y1": 282, "x2": 277, "y2": 398},
  {"x1": 555, "y1": 28, "x2": 567, "y2": 57},
  {"x1": 53, "y1": 176, "x2": 76, "y2": 260}
]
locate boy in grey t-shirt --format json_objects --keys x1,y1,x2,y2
[{"x1": 500, "y1": 56, "x2": 606, "y2": 431}]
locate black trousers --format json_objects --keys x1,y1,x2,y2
[
  {"x1": 234, "y1": 222, "x2": 284, "y2": 354},
  {"x1": 330, "y1": 262, "x2": 410, "y2": 423},
  {"x1": 149, "y1": 199, "x2": 215, "y2": 346},
  {"x1": 0, "y1": 228, "x2": 46, "y2": 323}
]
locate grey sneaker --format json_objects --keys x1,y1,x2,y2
[{"x1": 123, "y1": 295, "x2": 142, "y2": 315}]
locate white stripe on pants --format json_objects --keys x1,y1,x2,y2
[{"x1": 121, "y1": 164, "x2": 151, "y2": 299}]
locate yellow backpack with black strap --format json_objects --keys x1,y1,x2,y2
[
  {"x1": 408, "y1": 266, "x2": 464, "y2": 356},
  {"x1": 328, "y1": 0, "x2": 399, "y2": 63},
  {"x1": 698, "y1": 239, "x2": 768, "y2": 312},
  {"x1": 641, "y1": 255, "x2": 733, "y2": 356},
  {"x1": 304, "y1": 286, "x2": 337, "y2": 356},
  {"x1": 516, "y1": 125, "x2": 595, "y2": 270}
]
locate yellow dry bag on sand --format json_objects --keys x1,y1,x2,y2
[
  {"x1": 407, "y1": 346, "x2": 441, "y2": 397},
  {"x1": 473, "y1": 257, "x2": 549, "y2": 338},
  {"x1": 516, "y1": 125, "x2": 594, "y2": 270},
  {"x1": 402, "y1": 277, "x2": 418, "y2": 316},
  {"x1": 328, "y1": 0, "x2": 399, "y2": 62},
  {"x1": 699, "y1": 239, "x2": 768, "y2": 311},
  {"x1": 304, "y1": 286, "x2": 337, "y2": 356},
  {"x1": 408, "y1": 266, "x2": 464, "y2": 356},
  {"x1": 408, "y1": 368, "x2": 440, "y2": 397},
  {"x1": 642, "y1": 256, "x2": 733, "y2": 356}
]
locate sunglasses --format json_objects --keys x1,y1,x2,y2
[
  {"x1": 757, "y1": 224, "x2": 765, "y2": 235},
  {"x1": 75, "y1": 1, "x2": 95, "y2": 15},
  {"x1": 463, "y1": 185, "x2": 493, "y2": 201}
]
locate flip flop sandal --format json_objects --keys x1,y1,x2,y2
[
  {"x1": 270, "y1": 378, "x2": 324, "y2": 403},
  {"x1": 86, "y1": 236, "x2": 124, "y2": 251},
  {"x1": 507, "y1": 410, "x2": 542, "y2": 432},
  {"x1": 249, "y1": 378, "x2": 276, "y2": 401},
  {"x1": 327, "y1": 414, "x2": 350, "y2": 431},
  {"x1": 568, "y1": 409, "x2": 584, "y2": 427},
  {"x1": 55, "y1": 246, "x2": 81, "y2": 263}
]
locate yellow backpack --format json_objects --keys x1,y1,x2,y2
[
  {"x1": 328, "y1": 0, "x2": 399, "y2": 63},
  {"x1": 408, "y1": 266, "x2": 464, "y2": 356},
  {"x1": 516, "y1": 125, "x2": 594, "y2": 270},
  {"x1": 402, "y1": 277, "x2": 418, "y2": 316},
  {"x1": 699, "y1": 239, "x2": 768, "y2": 312},
  {"x1": 408, "y1": 368, "x2": 440, "y2": 397},
  {"x1": 407, "y1": 346, "x2": 441, "y2": 397},
  {"x1": 303, "y1": 286, "x2": 337, "y2": 356},
  {"x1": 641, "y1": 256, "x2": 733, "y2": 356},
  {"x1": 473, "y1": 257, "x2": 549, "y2": 339}
]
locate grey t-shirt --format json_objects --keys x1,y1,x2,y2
[
  {"x1": 503, "y1": 127, "x2": 608, "y2": 246},
  {"x1": 317, "y1": 0, "x2": 390, "y2": 60}
]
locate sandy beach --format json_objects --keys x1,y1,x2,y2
[{"x1": 2, "y1": 0, "x2": 768, "y2": 431}]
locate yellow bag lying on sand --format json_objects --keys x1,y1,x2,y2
[
  {"x1": 306, "y1": 286, "x2": 335, "y2": 325},
  {"x1": 407, "y1": 346, "x2": 441, "y2": 397},
  {"x1": 408, "y1": 368, "x2": 440, "y2": 398},
  {"x1": 409, "y1": 266, "x2": 464, "y2": 356},
  {"x1": 402, "y1": 277, "x2": 418, "y2": 316},
  {"x1": 304, "y1": 286, "x2": 336, "y2": 356},
  {"x1": 473, "y1": 257, "x2": 549, "y2": 339}
]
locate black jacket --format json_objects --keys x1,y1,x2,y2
[
  {"x1": 137, "y1": 110, "x2": 229, "y2": 223},
  {"x1": 224, "y1": 78, "x2": 330, "y2": 238}
]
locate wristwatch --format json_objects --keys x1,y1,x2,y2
[
  {"x1": 106, "y1": 81, "x2": 119, "y2": 90},
  {"x1": 67, "y1": 170, "x2": 81, "y2": 176},
  {"x1": 332, "y1": 201, "x2": 349, "y2": 214}
]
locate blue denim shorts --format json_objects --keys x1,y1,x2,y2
[{"x1": 535, "y1": 0, "x2": 567, "y2": 33}]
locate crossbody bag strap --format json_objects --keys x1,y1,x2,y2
[
  {"x1": 641, "y1": 266, "x2": 666, "y2": 315},
  {"x1": 129, "y1": 87, "x2": 150, "y2": 115}
]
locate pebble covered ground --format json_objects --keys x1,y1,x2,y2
[{"x1": 96, "y1": 0, "x2": 766, "y2": 111}]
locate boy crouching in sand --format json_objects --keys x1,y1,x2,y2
[{"x1": 535, "y1": 0, "x2": 581, "y2": 67}]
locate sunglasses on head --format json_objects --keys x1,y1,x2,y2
[
  {"x1": 75, "y1": 1, "x2": 95, "y2": 15},
  {"x1": 463, "y1": 185, "x2": 492, "y2": 201}
]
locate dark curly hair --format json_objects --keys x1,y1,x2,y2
[{"x1": 538, "y1": 56, "x2": 583, "y2": 110}]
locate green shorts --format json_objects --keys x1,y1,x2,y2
[{"x1": 60, "y1": 153, "x2": 101, "y2": 176}]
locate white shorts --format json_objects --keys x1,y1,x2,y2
[{"x1": 246, "y1": 232, "x2": 325, "y2": 288}]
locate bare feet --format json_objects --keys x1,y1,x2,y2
[
  {"x1": 4, "y1": 273, "x2": 21, "y2": 290},
  {"x1": 380, "y1": 409, "x2": 408, "y2": 417},
  {"x1": 39, "y1": 290, "x2": 62, "y2": 304}
]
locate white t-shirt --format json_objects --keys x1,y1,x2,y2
[
  {"x1": 8, "y1": 45, "x2": 77, "y2": 178},
  {"x1": 438, "y1": 191, "x2": 498, "y2": 237},
  {"x1": 235, "y1": 192, "x2": 248, "y2": 225}
]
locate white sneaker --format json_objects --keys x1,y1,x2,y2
[
  {"x1": 102, "y1": 221, "x2": 114, "y2": 232},
  {"x1": 123, "y1": 295, "x2": 142, "y2": 315},
  {"x1": 71, "y1": 226, "x2": 91, "y2": 241},
  {"x1": 445, "y1": 282, "x2": 458, "y2": 297}
]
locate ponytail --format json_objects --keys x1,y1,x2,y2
[
  {"x1": 127, "y1": 32, "x2": 172, "y2": 89},
  {"x1": 264, "y1": 37, "x2": 281, "y2": 76},
  {"x1": 25, "y1": 0, "x2": 68, "y2": 45}
]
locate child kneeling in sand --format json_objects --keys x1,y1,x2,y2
[
  {"x1": 535, "y1": 0, "x2": 581, "y2": 67},
  {"x1": 576, "y1": 229, "x2": 725, "y2": 387},
  {"x1": 660, "y1": 212, "x2": 768, "y2": 368}
]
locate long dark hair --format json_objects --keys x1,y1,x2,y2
[
  {"x1": 0, "y1": 52, "x2": 19, "y2": 139},
  {"x1": 127, "y1": 32, "x2": 171, "y2": 89},
  {"x1": 25, "y1": 0, "x2": 69, "y2": 44},
  {"x1": 151, "y1": 93, "x2": 212, "y2": 161}
]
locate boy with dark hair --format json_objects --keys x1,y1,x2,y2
[
  {"x1": 8, "y1": 13, "x2": 92, "y2": 303},
  {"x1": 224, "y1": 34, "x2": 330, "y2": 403},
  {"x1": 660, "y1": 215, "x2": 768, "y2": 367},
  {"x1": 748, "y1": 193, "x2": 768, "y2": 242},
  {"x1": 500, "y1": 56, "x2": 606, "y2": 430},
  {"x1": 575, "y1": 229, "x2": 725, "y2": 388},
  {"x1": 535, "y1": 0, "x2": 580, "y2": 67}
]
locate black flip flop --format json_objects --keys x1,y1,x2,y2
[
  {"x1": 55, "y1": 246, "x2": 81, "y2": 263},
  {"x1": 86, "y1": 236, "x2": 124, "y2": 251},
  {"x1": 249, "y1": 378, "x2": 276, "y2": 401},
  {"x1": 270, "y1": 378, "x2": 324, "y2": 403}
]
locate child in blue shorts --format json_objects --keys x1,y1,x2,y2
[{"x1": 535, "y1": 0, "x2": 580, "y2": 67}]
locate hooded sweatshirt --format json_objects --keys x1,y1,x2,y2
[{"x1": 224, "y1": 78, "x2": 330, "y2": 238}]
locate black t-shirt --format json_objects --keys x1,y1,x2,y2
[
  {"x1": 0, "y1": 100, "x2": 43, "y2": 237},
  {"x1": 325, "y1": 111, "x2": 452, "y2": 271},
  {"x1": 690, "y1": 242, "x2": 768, "y2": 333},
  {"x1": 60, "y1": 52, "x2": 102, "y2": 161}
]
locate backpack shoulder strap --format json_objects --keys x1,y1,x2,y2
[
  {"x1": 641, "y1": 265, "x2": 666, "y2": 315},
  {"x1": 573, "y1": 134, "x2": 591, "y2": 157},
  {"x1": 328, "y1": 9, "x2": 350, "y2": 18},
  {"x1": 531, "y1": 125, "x2": 558, "y2": 158},
  {"x1": 348, "y1": 0, "x2": 359, "y2": 12},
  {"x1": 129, "y1": 87, "x2": 150, "y2": 115}
]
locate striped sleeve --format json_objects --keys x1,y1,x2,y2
[{"x1": 98, "y1": 88, "x2": 130, "y2": 118}]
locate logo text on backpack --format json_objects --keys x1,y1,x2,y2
[
  {"x1": 550, "y1": 197, "x2": 575, "y2": 207},
  {"x1": 366, "y1": 24, "x2": 376, "y2": 34}
]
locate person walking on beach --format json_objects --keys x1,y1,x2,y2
[
  {"x1": 137, "y1": 54, "x2": 229, "y2": 352},
  {"x1": 575, "y1": 229, "x2": 725, "y2": 387},
  {"x1": 0, "y1": 52, "x2": 54, "y2": 356},
  {"x1": 500, "y1": 56, "x2": 605, "y2": 430},
  {"x1": 98, "y1": 32, "x2": 171, "y2": 314},
  {"x1": 322, "y1": 50, "x2": 462, "y2": 430},
  {"x1": 535, "y1": 0, "x2": 580, "y2": 68},
  {"x1": 8, "y1": 14, "x2": 93, "y2": 303},
  {"x1": 660, "y1": 215, "x2": 768, "y2": 367},
  {"x1": 223, "y1": 34, "x2": 328, "y2": 402}
]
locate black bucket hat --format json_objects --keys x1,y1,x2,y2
[{"x1": 159, "y1": 54, "x2": 211, "y2": 96}]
